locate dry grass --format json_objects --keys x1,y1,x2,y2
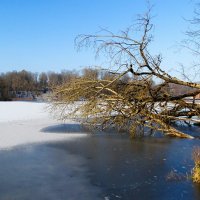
[{"x1": 192, "y1": 146, "x2": 200, "y2": 183}]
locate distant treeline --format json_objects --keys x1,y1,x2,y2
[
  {"x1": 0, "y1": 69, "x2": 79, "y2": 100},
  {"x1": 0, "y1": 68, "x2": 196, "y2": 101},
  {"x1": 0, "y1": 68, "x2": 119, "y2": 100}
]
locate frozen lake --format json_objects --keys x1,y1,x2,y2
[{"x1": 0, "y1": 102, "x2": 200, "y2": 199}]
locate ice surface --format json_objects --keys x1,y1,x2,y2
[
  {"x1": 0, "y1": 101, "x2": 48, "y2": 122},
  {"x1": 0, "y1": 101, "x2": 87, "y2": 149}
]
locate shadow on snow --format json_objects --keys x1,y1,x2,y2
[{"x1": 40, "y1": 123, "x2": 87, "y2": 134}]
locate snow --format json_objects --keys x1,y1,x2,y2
[
  {"x1": 0, "y1": 101, "x2": 48, "y2": 122},
  {"x1": 0, "y1": 101, "x2": 88, "y2": 150}
]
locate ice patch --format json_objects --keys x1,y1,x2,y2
[{"x1": 0, "y1": 102, "x2": 88, "y2": 150}]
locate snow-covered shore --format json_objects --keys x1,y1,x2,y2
[
  {"x1": 0, "y1": 101, "x2": 48, "y2": 122},
  {"x1": 0, "y1": 101, "x2": 87, "y2": 150}
]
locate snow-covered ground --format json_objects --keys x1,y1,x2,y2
[
  {"x1": 0, "y1": 101, "x2": 87, "y2": 150},
  {"x1": 0, "y1": 101, "x2": 48, "y2": 122}
]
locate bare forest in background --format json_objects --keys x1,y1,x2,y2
[{"x1": 0, "y1": 68, "x2": 197, "y2": 101}]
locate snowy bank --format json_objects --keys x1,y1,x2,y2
[
  {"x1": 0, "y1": 101, "x2": 88, "y2": 150},
  {"x1": 0, "y1": 101, "x2": 48, "y2": 122}
]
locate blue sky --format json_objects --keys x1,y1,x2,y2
[{"x1": 0, "y1": 0, "x2": 197, "y2": 76}]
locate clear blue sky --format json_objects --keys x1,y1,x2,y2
[{"x1": 0, "y1": 0, "x2": 197, "y2": 75}]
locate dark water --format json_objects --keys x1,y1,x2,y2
[{"x1": 0, "y1": 127, "x2": 200, "y2": 199}]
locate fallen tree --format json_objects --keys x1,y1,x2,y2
[{"x1": 51, "y1": 11, "x2": 200, "y2": 139}]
